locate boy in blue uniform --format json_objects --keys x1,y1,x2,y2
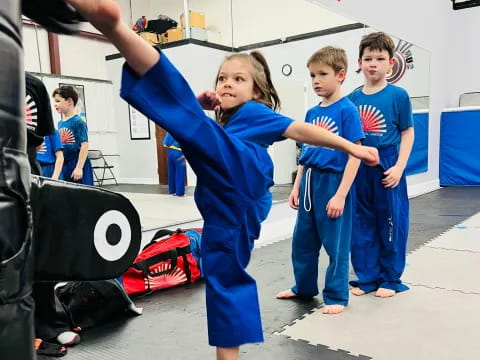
[
  {"x1": 348, "y1": 32, "x2": 415, "y2": 298},
  {"x1": 52, "y1": 85, "x2": 94, "y2": 185},
  {"x1": 37, "y1": 129, "x2": 64, "y2": 180},
  {"x1": 277, "y1": 47, "x2": 364, "y2": 314},
  {"x1": 163, "y1": 132, "x2": 186, "y2": 196},
  {"x1": 66, "y1": 1, "x2": 380, "y2": 359}
]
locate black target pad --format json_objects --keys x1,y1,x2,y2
[{"x1": 30, "y1": 175, "x2": 142, "y2": 281}]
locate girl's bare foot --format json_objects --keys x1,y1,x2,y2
[
  {"x1": 66, "y1": 0, "x2": 121, "y2": 33},
  {"x1": 322, "y1": 304, "x2": 345, "y2": 314},
  {"x1": 276, "y1": 289, "x2": 297, "y2": 299},
  {"x1": 350, "y1": 287, "x2": 366, "y2": 296},
  {"x1": 375, "y1": 288, "x2": 396, "y2": 298},
  {"x1": 217, "y1": 346, "x2": 239, "y2": 360}
]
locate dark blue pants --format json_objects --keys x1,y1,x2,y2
[
  {"x1": 62, "y1": 155, "x2": 93, "y2": 186},
  {"x1": 291, "y1": 168, "x2": 352, "y2": 305},
  {"x1": 350, "y1": 147, "x2": 409, "y2": 293},
  {"x1": 167, "y1": 148, "x2": 186, "y2": 196}
]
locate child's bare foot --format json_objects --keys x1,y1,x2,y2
[
  {"x1": 66, "y1": 0, "x2": 121, "y2": 33},
  {"x1": 350, "y1": 287, "x2": 366, "y2": 296},
  {"x1": 375, "y1": 288, "x2": 396, "y2": 298},
  {"x1": 276, "y1": 289, "x2": 297, "y2": 299},
  {"x1": 216, "y1": 346, "x2": 239, "y2": 360},
  {"x1": 322, "y1": 304, "x2": 345, "y2": 314}
]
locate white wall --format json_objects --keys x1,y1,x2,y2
[
  {"x1": 23, "y1": 24, "x2": 117, "y2": 79},
  {"x1": 106, "y1": 43, "x2": 230, "y2": 185},
  {"x1": 23, "y1": 25, "x2": 50, "y2": 73},
  {"x1": 231, "y1": 0, "x2": 355, "y2": 46},
  {"x1": 308, "y1": 0, "x2": 480, "y2": 196}
]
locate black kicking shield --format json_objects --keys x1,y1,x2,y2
[{"x1": 31, "y1": 176, "x2": 142, "y2": 281}]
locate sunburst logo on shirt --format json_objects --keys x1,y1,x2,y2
[
  {"x1": 59, "y1": 128, "x2": 75, "y2": 144},
  {"x1": 37, "y1": 141, "x2": 47, "y2": 154},
  {"x1": 358, "y1": 105, "x2": 387, "y2": 133},
  {"x1": 312, "y1": 116, "x2": 339, "y2": 135},
  {"x1": 144, "y1": 263, "x2": 187, "y2": 290},
  {"x1": 25, "y1": 94, "x2": 38, "y2": 131}
]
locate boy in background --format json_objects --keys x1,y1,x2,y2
[
  {"x1": 52, "y1": 86, "x2": 93, "y2": 185},
  {"x1": 349, "y1": 32, "x2": 414, "y2": 298},
  {"x1": 277, "y1": 46, "x2": 364, "y2": 314}
]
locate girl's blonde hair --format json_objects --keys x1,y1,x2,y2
[{"x1": 215, "y1": 51, "x2": 281, "y2": 125}]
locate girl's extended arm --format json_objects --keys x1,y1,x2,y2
[{"x1": 283, "y1": 121, "x2": 379, "y2": 166}]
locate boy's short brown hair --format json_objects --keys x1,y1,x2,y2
[
  {"x1": 358, "y1": 32, "x2": 395, "y2": 59},
  {"x1": 52, "y1": 86, "x2": 79, "y2": 106},
  {"x1": 307, "y1": 46, "x2": 348, "y2": 74}
]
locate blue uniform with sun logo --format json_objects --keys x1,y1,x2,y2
[
  {"x1": 348, "y1": 83, "x2": 413, "y2": 293},
  {"x1": 163, "y1": 132, "x2": 186, "y2": 196},
  {"x1": 290, "y1": 97, "x2": 363, "y2": 306},
  {"x1": 37, "y1": 129, "x2": 63, "y2": 179},
  {"x1": 58, "y1": 114, "x2": 94, "y2": 185},
  {"x1": 120, "y1": 50, "x2": 293, "y2": 348}
]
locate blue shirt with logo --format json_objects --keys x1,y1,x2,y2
[
  {"x1": 37, "y1": 129, "x2": 63, "y2": 164},
  {"x1": 348, "y1": 84, "x2": 413, "y2": 148},
  {"x1": 299, "y1": 97, "x2": 364, "y2": 172},
  {"x1": 57, "y1": 114, "x2": 89, "y2": 160}
]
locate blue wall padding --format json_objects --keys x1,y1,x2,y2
[
  {"x1": 440, "y1": 109, "x2": 480, "y2": 186},
  {"x1": 406, "y1": 112, "x2": 428, "y2": 176}
]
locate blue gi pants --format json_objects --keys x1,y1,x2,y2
[
  {"x1": 167, "y1": 148, "x2": 186, "y2": 196},
  {"x1": 291, "y1": 168, "x2": 352, "y2": 305},
  {"x1": 350, "y1": 146, "x2": 409, "y2": 293}
]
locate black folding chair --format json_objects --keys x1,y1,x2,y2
[{"x1": 88, "y1": 149, "x2": 118, "y2": 186}]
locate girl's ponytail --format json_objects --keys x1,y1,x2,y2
[{"x1": 250, "y1": 51, "x2": 281, "y2": 112}]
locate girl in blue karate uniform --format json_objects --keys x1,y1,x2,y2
[
  {"x1": 67, "y1": 1, "x2": 379, "y2": 359},
  {"x1": 163, "y1": 132, "x2": 186, "y2": 196}
]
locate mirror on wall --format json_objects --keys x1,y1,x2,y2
[
  {"x1": 119, "y1": 0, "x2": 234, "y2": 48},
  {"x1": 227, "y1": 0, "x2": 431, "y2": 179},
  {"x1": 229, "y1": 0, "x2": 430, "y2": 110},
  {"x1": 108, "y1": 0, "x2": 430, "y2": 184}
]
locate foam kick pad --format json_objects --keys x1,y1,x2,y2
[
  {"x1": 31, "y1": 176, "x2": 142, "y2": 281},
  {"x1": 22, "y1": 0, "x2": 84, "y2": 34}
]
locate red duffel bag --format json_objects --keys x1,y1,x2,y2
[{"x1": 122, "y1": 228, "x2": 202, "y2": 295}]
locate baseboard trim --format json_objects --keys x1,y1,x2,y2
[
  {"x1": 408, "y1": 179, "x2": 440, "y2": 198},
  {"x1": 118, "y1": 177, "x2": 159, "y2": 185}
]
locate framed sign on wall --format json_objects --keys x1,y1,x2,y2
[{"x1": 128, "y1": 105, "x2": 151, "y2": 140}]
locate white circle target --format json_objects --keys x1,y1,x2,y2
[{"x1": 94, "y1": 210, "x2": 131, "y2": 261}]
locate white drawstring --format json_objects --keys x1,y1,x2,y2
[{"x1": 303, "y1": 167, "x2": 312, "y2": 212}]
